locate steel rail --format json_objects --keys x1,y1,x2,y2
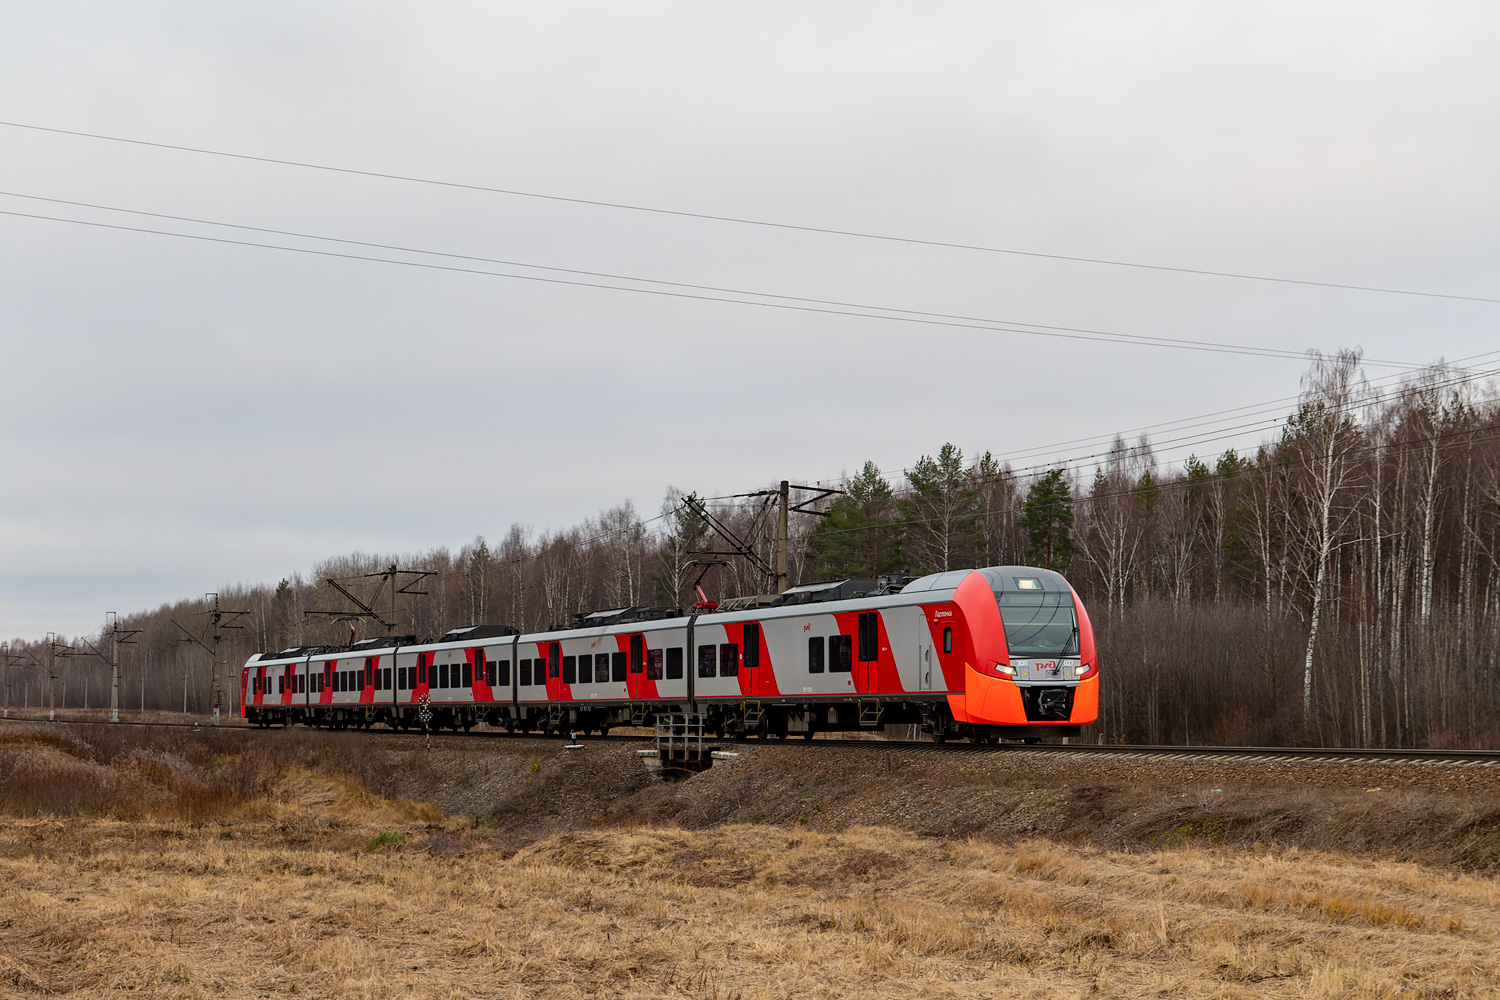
[{"x1": 4, "y1": 715, "x2": 1497, "y2": 765}]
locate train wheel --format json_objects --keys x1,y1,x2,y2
[{"x1": 598, "y1": 725, "x2": 610, "y2": 737}]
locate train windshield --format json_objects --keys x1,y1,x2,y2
[{"x1": 996, "y1": 591, "x2": 1079, "y2": 657}]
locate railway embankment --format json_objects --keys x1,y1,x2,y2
[
  {"x1": 4, "y1": 721, "x2": 1500, "y2": 872},
  {"x1": 5, "y1": 722, "x2": 1500, "y2": 997}
]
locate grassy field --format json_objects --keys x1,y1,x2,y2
[{"x1": 2, "y1": 727, "x2": 1498, "y2": 998}]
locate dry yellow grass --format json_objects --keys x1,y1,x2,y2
[
  {"x1": 3, "y1": 774, "x2": 1499, "y2": 999},
  {"x1": 3, "y1": 727, "x2": 1499, "y2": 998}
]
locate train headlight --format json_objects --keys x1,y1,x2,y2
[
  {"x1": 995, "y1": 663, "x2": 1015, "y2": 676},
  {"x1": 1075, "y1": 665, "x2": 1089, "y2": 677}
]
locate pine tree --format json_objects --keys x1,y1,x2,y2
[
  {"x1": 901, "y1": 443, "x2": 981, "y2": 572},
  {"x1": 1021, "y1": 469, "x2": 1074, "y2": 572},
  {"x1": 806, "y1": 461, "x2": 902, "y2": 578}
]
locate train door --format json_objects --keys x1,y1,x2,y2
[
  {"x1": 916, "y1": 624, "x2": 935, "y2": 691},
  {"x1": 472, "y1": 648, "x2": 490, "y2": 701},
  {"x1": 856, "y1": 612, "x2": 879, "y2": 692},
  {"x1": 742, "y1": 623, "x2": 761, "y2": 696}
]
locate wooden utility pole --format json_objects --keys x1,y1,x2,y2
[
  {"x1": 173, "y1": 594, "x2": 248, "y2": 725},
  {"x1": 104, "y1": 614, "x2": 140, "y2": 723},
  {"x1": 304, "y1": 565, "x2": 433, "y2": 638},
  {"x1": 686, "y1": 482, "x2": 843, "y2": 597},
  {"x1": 46, "y1": 633, "x2": 72, "y2": 721},
  {"x1": 0, "y1": 643, "x2": 18, "y2": 718},
  {"x1": 776, "y1": 480, "x2": 790, "y2": 595}
]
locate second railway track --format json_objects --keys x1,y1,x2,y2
[{"x1": 5, "y1": 715, "x2": 1497, "y2": 768}]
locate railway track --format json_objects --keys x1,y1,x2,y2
[{"x1": 4, "y1": 714, "x2": 1498, "y2": 767}]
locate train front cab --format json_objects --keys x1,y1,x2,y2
[{"x1": 948, "y1": 567, "x2": 1097, "y2": 739}]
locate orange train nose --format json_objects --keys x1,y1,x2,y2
[{"x1": 959, "y1": 663, "x2": 1099, "y2": 726}]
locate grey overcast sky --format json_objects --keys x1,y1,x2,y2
[{"x1": 3, "y1": 2, "x2": 1498, "y2": 641}]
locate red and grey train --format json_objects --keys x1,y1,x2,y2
[{"x1": 241, "y1": 564, "x2": 1098, "y2": 741}]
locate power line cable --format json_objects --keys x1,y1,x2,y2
[
  {"x1": 0, "y1": 202, "x2": 1420, "y2": 367},
  {"x1": 4, "y1": 118, "x2": 1496, "y2": 306},
  {"x1": 795, "y1": 403, "x2": 1500, "y2": 547},
  {"x1": 763, "y1": 360, "x2": 1500, "y2": 503},
  {"x1": 7, "y1": 188, "x2": 1385, "y2": 364}
]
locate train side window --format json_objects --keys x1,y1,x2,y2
[
  {"x1": 719, "y1": 642, "x2": 739, "y2": 677},
  {"x1": 485, "y1": 660, "x2": 496, "y2": 686},
  {"x1": 666, "y1": 647, "x2": 684, "y2": 680},
  {"x1": 744, "y1": 624, "x2": 760, "y2": 669},
  {"x1": 646, "y1": 648, "x2": 663, "y2": 680},
  {"x1": 591, "y1": 653, "x2": 605, "y2": 681},
  {"x1": 277, "y1": 676, "x2": 283, "y2": 694},
  {"x1": 519, "y1": 659, "x2": 532, "y2": 686},
  {"x1": 498, "y1": 659, "x2": 511, "y2": 686},
  {"x1": 439, "y1": 663, "x2": 450, "y2": 688},
  {"x1": 829, "y1": 635, "x2": 853, "y2": 673},
  {"x1": 943, "y1": 627, "x2": 953, "y2": 654},
  {"x1": 549, "y1": 643, "x2": 561, "y2": 678},
  {"x1": 630, "y1": 635, "x2": 644, "y2": 673},
  {"x1": 858, "y1": 612, "x2": 878, "y2": 662},
  {"x1": 808, "y1": 636, "x2": 825, "y2": 673},
  {"x1": 462, "y1": 661, "x2": 473, "y2": 687},
  {"x1": 578, "y1": 655, "x2": 593, "y2": 684},
  {"x1": 612, "y1": 651, "x2": 627, "y2": 682},
  {"x1": 698, "y1": 645, "x2": 716, "y2": 678},
  {"x1": 563, "y1": 656, "x2": 577, "y2": 684}
]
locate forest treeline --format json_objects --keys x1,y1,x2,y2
[{"x1": 7, "y1": 350, "x2": 1499, "y2": 748}]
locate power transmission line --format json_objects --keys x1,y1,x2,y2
[
  {"x1": 791, "y1": 353, "x2": 1500, "y2": 496},
  {"x1": 6, "y1": 187, "x2": 1419, "y2": 366},
  {"x1": 3, "y1": 118, "x2": 1496, "y2": 306},
  {"x1": 0, "y1": 203, "x2": 1422, "y2": 368}
]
